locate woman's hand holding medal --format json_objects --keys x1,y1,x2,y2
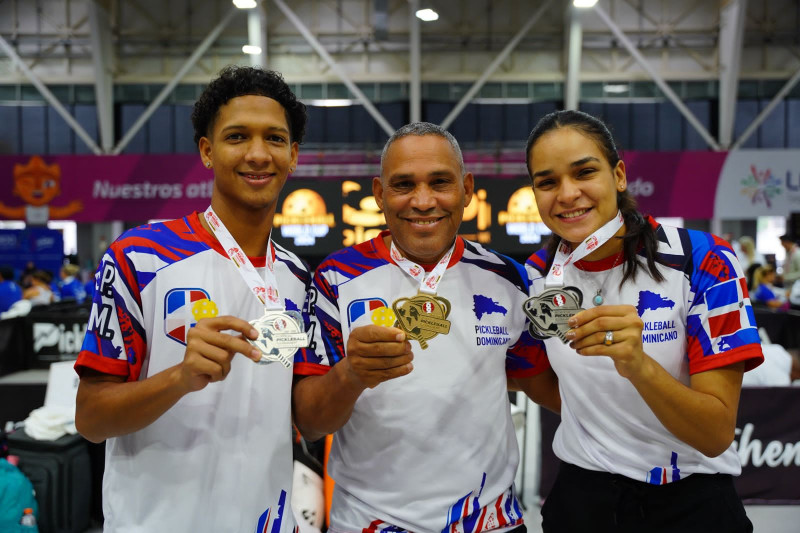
[
  {"x1": 343, "y1": 325, "x2": 415, "y2": 390},
  {"x1": 564, "y1": 305, "x2": 649, "y2": 380}
]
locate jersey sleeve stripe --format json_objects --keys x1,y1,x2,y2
[
  {"x1": 293, "y1": 362, "x2": 330, "y2": 376},
  {"x1": 75, "y1": 347, "x2": 130, "y2": 377},
  {"x1": 687, "y1": 344, "x2": 764, "y2": 374}
]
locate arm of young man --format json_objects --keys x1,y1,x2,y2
[
  {"x1": 76, "y1": 316, "x2": 261, "y2": 443},
  {"x1": 292, "y1": 324, "x2": 414, "y2": 442}
]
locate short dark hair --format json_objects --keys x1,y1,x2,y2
[
  {"x1": 0, "y1": 265, "x2": 13, "y2": 280},
  {"x1": 32, "y1": 269, "x2": 53, "y2": 284},
  {"x1": 380, "y1": 122, "x2": 465, "y2": 176},
  {"x1": 191, "y1": 65, "x2": 307, "y2": 146}
]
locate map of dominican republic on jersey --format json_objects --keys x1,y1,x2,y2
[
  {"x1": 294, "y1": 231, "x2": 550, "y2": 533},
  {"x1": 526, "y1": 218, "x2": 763, "y2": 486},
  {"x1": 75, "y1": 212, "x2": 313, "y2": 533}
]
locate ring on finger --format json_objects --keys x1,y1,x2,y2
[{"x1": 604, "y1": 330, "x2": 614, "y2": 346}]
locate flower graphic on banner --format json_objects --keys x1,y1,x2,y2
[{"x1": 740, "y1": 164, "x2": 781, "y2": 207}]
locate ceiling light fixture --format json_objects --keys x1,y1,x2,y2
[
  {"x1": 415, "y1": 8, "x2": 439, "y2": 22},
  {"x1": 233, "y1": 0, "x2": 257, "y2": 9}
]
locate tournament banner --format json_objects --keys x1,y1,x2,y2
[
  {"x1": 623, "y1": 151, "x2": 728, "y2": 219},
  {"x1": 1, "y1": 150, "x2": 798, "y2": 225},
  {"x1": 539, "y1": 387, "x2": 800, "y2": 503},
  {"x1": 714, "y1": 150, "x2": 800, "y2": 220}
]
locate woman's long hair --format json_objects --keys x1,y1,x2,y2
[{"x1": 525, "y1": 110, "x2": 664, "y2": 285}]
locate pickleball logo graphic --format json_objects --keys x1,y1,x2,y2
[
  {"x1": 741, "y1": 164, "x2": 781, "y2": 207},
  {"x1": 164, "y1": 288, "x2": 215, "y2": 345}
]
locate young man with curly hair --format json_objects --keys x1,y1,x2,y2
[{"x1": 75, "y1": 66, "x2": 312, "y2": 532}]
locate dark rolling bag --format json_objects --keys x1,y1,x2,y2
[{"x1": 7, "y1": 431, "x2": 91, "y2": 533}]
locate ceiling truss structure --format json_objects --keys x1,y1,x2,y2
[{"x1": 0, "y1": 0, "x2": 799, "y2": 152}]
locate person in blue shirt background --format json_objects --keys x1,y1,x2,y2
[
  {"x1": 0, "y1": 265, "x2": 22, "y2": 313},
  {"x1": 58, "y1": 263, "x2": 87, "y2": 304}
]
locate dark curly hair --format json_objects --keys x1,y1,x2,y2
[
  {"x1": 191, "y1": 65, "x2": 307, "y2": 146},
  {"x1": 525, "y1": 109, "x2": 664, "y2": 286}
]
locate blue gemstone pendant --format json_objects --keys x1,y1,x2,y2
[{"x1": 593, "y1": 291, "x2": 604, "y2": 306}]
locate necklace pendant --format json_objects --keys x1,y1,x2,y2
[{"x1": 593, "y1": 290, "x2": 604, "y2": 306}]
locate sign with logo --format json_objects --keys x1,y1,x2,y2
[
  {"x1": 24, "y1": 314, "x2": 88, "y2": 367},
  {"x1": 340, "y1": 179, "x2": 385, "y2": 247},
  {"x1": 272, "y1": 180, "x2": 343, "y2": 255},
  {"x1": 714, "y1": 150, "x2": 800, "y2": 220},
  {"x1": 273, "y1": 187, "x2": 336, "y2": 246},
  {"x1": 164, "y1": 288, "x2": 213, "y2": 345},
  {"x1": 539, "y1": 387, "x2": 800, "y2": 503}
]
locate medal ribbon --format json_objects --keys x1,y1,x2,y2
[
  {"x1": 545, "y1": 210, "x2": 624, "y2": 288},
  {"x1": 389, "y1": 239, "x2": 455, "y2": 295},
  {"x1": 203, "y1": 206, "x2": 283, "y2": 311}
]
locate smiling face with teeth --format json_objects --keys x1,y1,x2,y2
[
  {"x1": 528, "y1": 126, "x2": 627, "y2": 257},
  {"x1": 373, "y1": 134, "x2": 474, "y2": 266},
  {"x1": 199, "y1": 94, "x2": 298, "y2": 221}
]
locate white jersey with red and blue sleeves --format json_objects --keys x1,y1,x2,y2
[
  {"x1": 75, "y1": 211, "x2": 310, "y2": 533},
  {"x1": 525, "y1": 219, "x2": 764, "y2": 485},
  {"x1": 298, "y1": 231, "x2": 549, "y2": 533}
]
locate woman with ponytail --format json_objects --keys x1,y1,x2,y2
[{"x1": 519, "y1": 110, "x2": 763, "y2": 532}]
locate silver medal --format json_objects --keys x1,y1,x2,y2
[
  {"x1": 522, "y1": 287, "x2": 585, "y2": 343},
  {"x1": 248, "y1": 310, "x2": 309, "y2": 368}
]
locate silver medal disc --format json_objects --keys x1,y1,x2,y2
[
  {"x1": 522, "y1": 287, "x2": 585, "y2": 343},
  {"x1": 248, "y1": 310, "x2": 309, "y2": 368}
]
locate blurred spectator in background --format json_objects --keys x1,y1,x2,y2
[
  {"x1": 18, "y1": 261, "x2": 36, "y2": 290},
  {"x1": 751, "y1": 265, "x2": 788, "y2": 309},
  {"x1": 736, "y1": 236, "x2": 764, "y2": 274},
  {"x1": 58, "y1": 263, "x2": 87, "y2": 304},
  {"x1": 742, "y1": 328, "x2": 793, "y2": 387},
  {"x1": 84, "y1": 274, "x2": 96, "y2": 301},
  {"x1": 0, "y1": 265, "x2": 22, "y2": 313},
  {"x1": 22, "y1": 270, "x2": 54, "y2": 306},
  {"x1": 780, "y1": 233, "x2": 800, "y2": 287}
]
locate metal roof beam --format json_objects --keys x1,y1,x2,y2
[
  {"x1": 718, "y1": 0, "x2": 748, "y2": 149},
  {"x1": 592, "y1": 3, "x2": 721, "y2": 151},
  {"x1": 272, "y1": 0, "x2": 395, "y2": 137},
  {"x1": 88, "y1": 0, "x2": 115, "y2": 152},
  {"x1": 112, "y1": 5, "x2": 239, "y2": 155},
  {"x1": 409, "y1": 0, "x2": 421, "y2": 123},
  {"x1": 0, "y1": 33, "x2": 102, "y2": 155},
  {"x1": 565, "y1": 4, "x2": 583, "y2": 111},
  {"x1": 732, "y1": 65, "x2": 800, "y2": 150},
  {"x1": 440, "y1": 0, "x2": 553, "y2": 131}
]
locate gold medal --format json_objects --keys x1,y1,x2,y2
[{"x1": 391, "y1": 294, "x2": 451, "y2": 349}]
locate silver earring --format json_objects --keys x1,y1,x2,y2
[{"x1": 205, "y1": 161, "x2": 211, "y2": 168}]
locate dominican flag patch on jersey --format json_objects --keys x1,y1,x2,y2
[
  {"x1": 164, "y1": 288, "x2": 211, "y2": 344},
  {"x1": 347, "y1": 297, "x2": 388, "y2": 326}
]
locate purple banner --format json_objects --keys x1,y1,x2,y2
[
  {"x1": 623, "y1": 151, "x2": 728, "y2": 219},
  {"x1": 0, "y1": 151, "x2": 735, "y2": 223}
]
